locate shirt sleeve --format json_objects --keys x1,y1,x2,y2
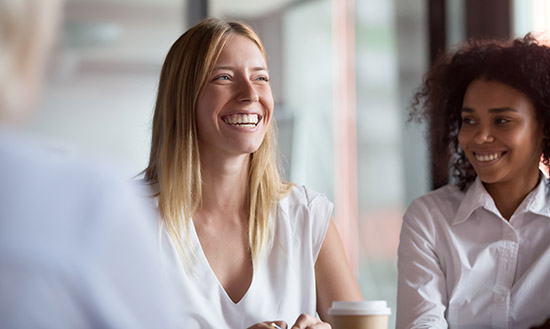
[
  {"x1": 396, "y1": 198, "x2": 449, "y2": 329},
  {"x1": 305, "y1": 188, "x2": 333, "y2": 263}
]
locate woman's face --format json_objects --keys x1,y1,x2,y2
[
  {"x1": 458, "y1": 79, "x2": 544, "y2": 187},
  {"x1": 195, "y1": 34, "x2": 274, "y2": 159}
]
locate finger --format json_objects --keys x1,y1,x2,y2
[
  {"x1": 290, "y1": 314, "x2": 331, "y2": 329},
  {"x1": 291, "y1": 313, "x2": 315, "y2": 328},
  {"x1": 247, "y1": 321, "x2": 288, "y2": 329},
  {"x1": 294, "y1": 324, "x2": 330, "y2": 329},
  {"x1": 308, "y1": 323, "x2": 331, "y2": 329},
  {"x1": 269, "y1": 321, "x2": 287, "y2": 329}
]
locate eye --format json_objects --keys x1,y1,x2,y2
[
  {"x1": 213, "y1": 74, "x2": 231, "y2": 81},
  {"x1": 461, "y1": 116, "x2": 476, "y2": 125},
  {"x1": 495, "y1": 117, "x2": 510, "y2": 124},
  {"x1": 255, "y1": 76, "x2": 270, "y2": 82}
]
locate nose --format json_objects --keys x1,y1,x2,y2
[
  {"x1": 236, "y1": 79, "x2": 259, "y2": 103},
  {"x1": 473, "y1": 124, "x2": 494, "y2": 144}
]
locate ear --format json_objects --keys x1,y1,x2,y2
[{"x1": 539, "y1": 136, "x2": 550, "y2": 178}]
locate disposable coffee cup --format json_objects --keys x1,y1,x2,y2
[{"x1": 328, "y1": 300, "x2": 391, "y2": 329}]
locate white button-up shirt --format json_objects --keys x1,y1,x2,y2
[{"x1": 397, "y1": 176, "x2": 550, "y2": 329}]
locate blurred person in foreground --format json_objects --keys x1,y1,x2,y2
[
  {"x1": 397, "y1": 34, "x2": 550, "y2": 329},
  {"x1": 142, "y1": 17, "x2": 363, "y2": 329},
  {"x1": 0, "y1": 0, "x2": 180, "y2": 327}
]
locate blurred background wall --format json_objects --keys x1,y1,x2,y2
[{"x1": 29, "y1": 0, "x2": 549, "y2": 327}]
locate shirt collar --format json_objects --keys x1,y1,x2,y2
[
  {"x1": 452, "y1": 178, "x2": 496, "y2": 225},
  {"x1": 452, "y1": 174, "x2": 550, "y2": 225},
  {"x1": 518, "y1": 174, "x2": 550, "y2": 217}
]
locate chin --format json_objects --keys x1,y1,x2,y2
[
  {"x1": 243, "y1": 146, "x2": 262, "y2": 154},
  {"x1": 239, "y1": 141, "x2": 264, "y2": 154},
  {"x1": 477, "y1": 173, "x2": 505, "y2": 185}
]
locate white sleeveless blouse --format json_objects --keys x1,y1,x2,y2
[{"x1": 159, "y1": 185, "x2": 332, "y2": 328}]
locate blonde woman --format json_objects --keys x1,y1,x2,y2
[{"x1": 144, "y1": 18, "x2": 363, "y2": 328}]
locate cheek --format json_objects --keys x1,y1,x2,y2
[
  {"x1": 509, "y1": 126, "x2": 540, "y2": 150},
  {"x1": 261, "y1": 96, "x2": 274, "y2": 123},
  {"x1": 195, "y1": 104, "x2": 215, "y2": 142},
  {"x1": 531, "y1": 132, "x2": 545, "y2": 155},
  {"x1": 196, "y1": 86, "x2": 224, "y2": 113},
  {"x1": 196, "y1": 93, "x2": 219, "y2": 126},
  {"x1": 195, "y1": 103, "x2": 206, "y2": 132}
]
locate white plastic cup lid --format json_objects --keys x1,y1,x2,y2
[{"x1": 327, "y1": 300, "x2": 391, "y2": 316}]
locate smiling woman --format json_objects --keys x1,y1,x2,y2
[
  {"x1": 142, "y1": 18, "x2": 363, "y2": 328},
  {"x1": 459, "y1": 79, "x2": 544, "y2": 219},
  {"x1": 196, "y1": 34, "x2": 274, "y2": 157},
  {"x1": 397, "y1": 35, "x2": 550, "y2": 329}
]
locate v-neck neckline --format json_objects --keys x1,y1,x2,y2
[{"x1": 188, "y1": 218, "x2": 255, "y2": 305}]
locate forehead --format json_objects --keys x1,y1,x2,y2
[
  {"x1": 462, "y1": 79, "x2": 535, "y2": 113},
  {"x1": 215, "y1": 34, "x2": 267, "y2": 67}
]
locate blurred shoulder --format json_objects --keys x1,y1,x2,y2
[
  {"x1": 0, "y1": 128, "x2": 136, "y2": 194},
  {"x1": 0, "y1": 129, "x2": 157, "y2": 247}
]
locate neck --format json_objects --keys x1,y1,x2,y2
[
  {"x1": 198, "y1": 151, "x2": 250, "y2": 218},
  {"x1": 484, "y1": 171, "x2": 541, "y2": 220}
]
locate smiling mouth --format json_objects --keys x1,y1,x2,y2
[
  {"x1": 222, "y1": 113, "x2": 260, "y2": 127},
  {"x1": 474, "y1": 152, "x2": 505, "y2": 162}
]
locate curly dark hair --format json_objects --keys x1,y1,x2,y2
[{"x1": 411, "y1": 34, "x2": 550, "y2": 190}]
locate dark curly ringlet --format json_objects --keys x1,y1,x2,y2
[{"x1": 410, "y1": 34, "x2": 550, "y2": 190}]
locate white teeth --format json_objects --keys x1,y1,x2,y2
[
  {"x1": 475, "y1": 153, "x2": 501, "y2": 162},
  {"x1": 223, "y1": 114, "x2": 259, "y2": 126}
]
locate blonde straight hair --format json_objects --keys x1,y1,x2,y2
[{"x1": 144, "y1": 18, "x2": 293, "y2": 266}]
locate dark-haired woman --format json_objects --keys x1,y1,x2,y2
[{"x1": 397, "y1": 35, "x2": 550, "y2": 329}]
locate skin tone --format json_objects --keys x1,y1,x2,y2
[
  {"x1": 459, "y1": 79, "x2": 545, "y2": 220},
  {"x1": 194, "y1": 34, "x2": 273, "y2": 306},
  {"x1": 193, "y1": 34, "x2": 362, "y2": 329},
  {"x1": 2, "y1": 0, "x2": 62, "y2": 124}
]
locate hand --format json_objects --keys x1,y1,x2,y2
[
  {"x1": 290, "y1": 313, "x2": 331, "y2": 329},
  {"x1": 247, "y1": 320, "x2": 287, "y2": 329}
]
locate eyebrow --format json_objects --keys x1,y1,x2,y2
[
  {"x1": 212, "y1": 65, "x2": 268, "y2": 72},
  {"x1": 461, "y1": 107, "x2": 518, "y2": 113}
]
